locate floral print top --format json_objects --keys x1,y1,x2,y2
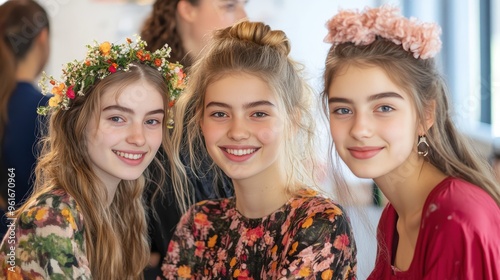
[
  {"x1": 161, "y1": 189, "x2": 357, "y2": 279},
  {"x1": 0, "y1": 188, "x2": 91, "y2": 279}
]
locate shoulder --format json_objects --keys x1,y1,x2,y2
[
  {"x1": 11, "y1": 82, "x2": 50, "y2": 106},
  {"x1": 288, "y1": 191, "x2": 353, "y2": 234},
  {"x1": 423, "y1": 177, "x2": 500, "y2": 234},
  {"x1": 19, "y1": 189, "x2": 85, "y2": 235}
]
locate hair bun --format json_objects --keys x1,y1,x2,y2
[{"x1": 223, "y1": 21, "x2": 291, "y2": 56}]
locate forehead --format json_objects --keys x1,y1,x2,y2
[
  {"x1": 329, "y1": 65, "x2": 408, "y2": 98},
  {"x1": 101, "y1": 80, "x2": 164, "y2": 108},
  {"x1": 205, "y1": 73, "x2": 276, "y2": 102}
]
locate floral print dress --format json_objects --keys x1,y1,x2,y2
[
  {"x1": 0, "y1": 188, "x2": 91, "y2": 279},
  {"x1": 162, "y1": 189, "x2": 357, "y2": 279}
]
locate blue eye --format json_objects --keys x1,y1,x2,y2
[
  {"x1": 333, "y1": 108, "x2": 352, "y2": 115},
  {"x1": 211, "y1": 112, "x2": 228, "y2": 118},
  {"x1": 252, "y1": 112, "x2": 268, "y2": 118},
  {"x1": 377, "y1": 105, "x2": 394, "y2": 112},
  {"x1": 110, "y1": 116, "x2": 124, "y2": 122},
  {"x1": 145, "y1": 119, "x2": 161, "y2": 125}
]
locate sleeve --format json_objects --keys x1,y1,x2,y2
[
  {"x1": 0, "y1": 201, "x2": 92, "y2": 279},
  {"x1": 161, "y1": 206, "x2": 198, "y2": 280},
  {"x1": 281, "y1": 207, "x2": 357, "y2": 280},
  {"x1": 422, "y1": 218, "x2": 499, "y2": 280}
]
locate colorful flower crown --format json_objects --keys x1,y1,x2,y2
[
  {"x1": 324, "y1": 5, "x2": 442, "y2": 59},
  {"x1": 37, "y1": 36, "x2": 186, "y2": 127}
]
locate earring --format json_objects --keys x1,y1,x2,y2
[{"x1": 417, "y1": 135, "x2": 430, "y2": 157}]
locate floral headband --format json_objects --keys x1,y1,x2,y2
[
  {"x1": 37, "y1": 36, "x2": 186, "y2": 127},
  {"x1": 324, "y1": 5, "x2": 442, "y2": 59}
]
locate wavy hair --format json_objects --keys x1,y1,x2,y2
[
  {"x1": 322, "y1": 38, "x2": 500, "y2": 206},
  {"x1": 170, "y1": 20, "x2": 319, "y2": 203},
  {"x1": 0, "y1": 0, "x2": 49, "y2": 146},
  {"x1": 16, "y1": 63, "x2": 170, "y2": 279},
  {"x1": 140, "y1": 0, "x2": 198, "y2": 68}
]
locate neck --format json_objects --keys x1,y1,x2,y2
[
  {"x1": 374, "y1": 156, "x2": 447, "y2": 220},
  {"x1": 16, "y1": 51, "x2": 42, "y2": 82},
  {"x1": 233, "y1": 168, "x2": 291, "y2": 219}
]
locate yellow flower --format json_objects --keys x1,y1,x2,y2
[
  {"x1": 208, "y1": 235, "x2": 217, "y2": 248},
  {"x1": 299, "y1": 267, "x2": 311, "y2": 277},
  {"x1": 49, "y1": 95, "x2": 62, "y2": 107},
  {"x1": 233, "y1": 269, "x2": 240, "y2": 277},
  {"x1": 61, "y1": 208, "x2": 77, "y2": 230},
  {"x1": 99, "y1": 41, "x2": 111, "y2": 55},
  {"x1": 229, "y1": 257, "x2": 237, "y2": 267},
  {"x1": 177, "y1": 265, "x2": 191, "y2": 278},
  {"x1": 35, "y1": 208, "x2": 48, "y2": 221},
  {"x1": 302, "y1": 217, "x2": 313, "y2": 228}
]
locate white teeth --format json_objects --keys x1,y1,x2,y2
[
  {"x1": 114, "y1": 151, "x2": 144, "y2": 160},
  {"x1": 226, "y1": 149, "x2": 256, "y2": 156}
]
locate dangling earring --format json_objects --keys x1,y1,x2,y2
[{"x1": 417, "y1": 135, "x2": 430, "y2": 156}]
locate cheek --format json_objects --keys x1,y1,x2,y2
[{"x1": 256, "y1": 125, "x2": 283, "y2": 145}]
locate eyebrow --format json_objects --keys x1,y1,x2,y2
[
  {"x1": 205, "y1": 100, "x2": 275, "y2": 109},
  {"x1": 103, "y1": 105, "x2": 165, "y2": 115},
  {"x1": 328, "y1": 92, "x2": 404, "y2": 104}
]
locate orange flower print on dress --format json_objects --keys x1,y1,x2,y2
[{"x1": 161, "y1": 188, "x2": 357, "y2": 279}]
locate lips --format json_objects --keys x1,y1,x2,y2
[{"x1": 347, "y1": 146, "x2": 383, "y2": 159}]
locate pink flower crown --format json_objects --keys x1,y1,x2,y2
[
  {"x1": 324, "y1": 5, "x2": 442, "y2": 59},
  {"x1": 37, "y1": 36, "x2": 186, "y2": 127}
]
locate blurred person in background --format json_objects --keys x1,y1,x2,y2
[{"x1": 0, "y1": 0, "x2": 50, "y2": 238}]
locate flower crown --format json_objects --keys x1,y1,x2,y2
[
  {"x1": 37, "y1": 36, "x2": 186, "y2": 127},
  {"x1": 324, "y1": 5, "x2": 442, "y2": 59}
]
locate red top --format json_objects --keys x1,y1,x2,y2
[{"x1": 368, "y1": 177, "x2": 500, "y2": 280}]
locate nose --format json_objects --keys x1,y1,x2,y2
[
  {"x1": 126, "y1": 122, "x2": 146, "y2": 146},
  {"x1": 350, "y1": 113, "x2": 373, "y2": 140},
  {"x1": 227, "y1": 117, "x2": 250, "y2": 141}
]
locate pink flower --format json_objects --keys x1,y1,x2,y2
[
  {"x1": 66, "y1": 85, "x2": 75, "y2": 99},
  {"x1": 108, "y1": 63, "x2": 118, "y2": 73},
  {"x1": 324, "y1": 5, "x2": 442, "y2": 59}
]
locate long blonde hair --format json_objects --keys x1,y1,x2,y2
[
  {"x1": 170, "y1": 20, "x2": 319, "y2": 207},
  {"x1": 17, "y1": 63, "x2": 170, "y2": 279},
  {"x1": 322, "y1": 38, "x2": 500, "y2": 206}
]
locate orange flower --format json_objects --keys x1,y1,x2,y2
[
  {"x1": 325, "y1": 205, "x2": 343, "y2": 216},
  {"x1": 229, "y1": 257, "x2": 237, "y2": 267},
  {"x1": 6, "y1": 265, "x2": 23, "y2": 280},
  {"x1": 144, "y1": 53, "x2": 151, "y2": 61},
  {"x1": 233, "y1": 269, "x2": 240, "y2": 277},
  {"x1": 99, "y1": 41, "x2": 111, "y2": 55},
  {"x1": 321, "y1": 269, "x2": 334, "y2": 280},
  {"x1": 61, "y1": 208, "x2": 77, "y2": 230},
  {"x1": 49, "y1": 80, "x2": 56, "y2": 85},
  {"x1": 299, "y1": 267, "x2": 311, "y2": 277},
  {"x1": 289, "y1": 241, "x2": 298, "y2": 255},
  {"x1": 84, "y1": 60, "x2": 91, "y2": 66},
  {"x1": 168, "y1": 100, "x2": 175, "y2": 108},
  {"x1": 35, "y1": 208, "x2": 48, "y2": 221},
  {"x1": 51, "y1": 83, "x2": 66, "y2": 96},
  {"x1": 136, "y1": 50, "x2": 144, "y2": 60},
  {"x1": 302, "y1": 217, "x2": 313, "y2": 228},
  {"x1": 126, "y1": 38, "x2": 132, "y2": 44},
  {"x1": 194, "y1": 213, "x2": 210, "y2": 226},
  {"x1": 208, "y1": 234, "x2": 217, "y2": 248},
  {"x1": 154, "y1": 58, "x2": 162, "y2": 67},
  {"x1": 177, "y1": 265, "x2": 191, "y2": 278}
]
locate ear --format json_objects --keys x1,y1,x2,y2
[
  {"x1": 419, "y1": 100, "x2": 436, "y2": 135},
  {"x1": 177, "y1": 0, "x2": 197, "y2": 23},
  {"x1": 37, "y1": 27, "x2": 49, "y2": 45}
]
